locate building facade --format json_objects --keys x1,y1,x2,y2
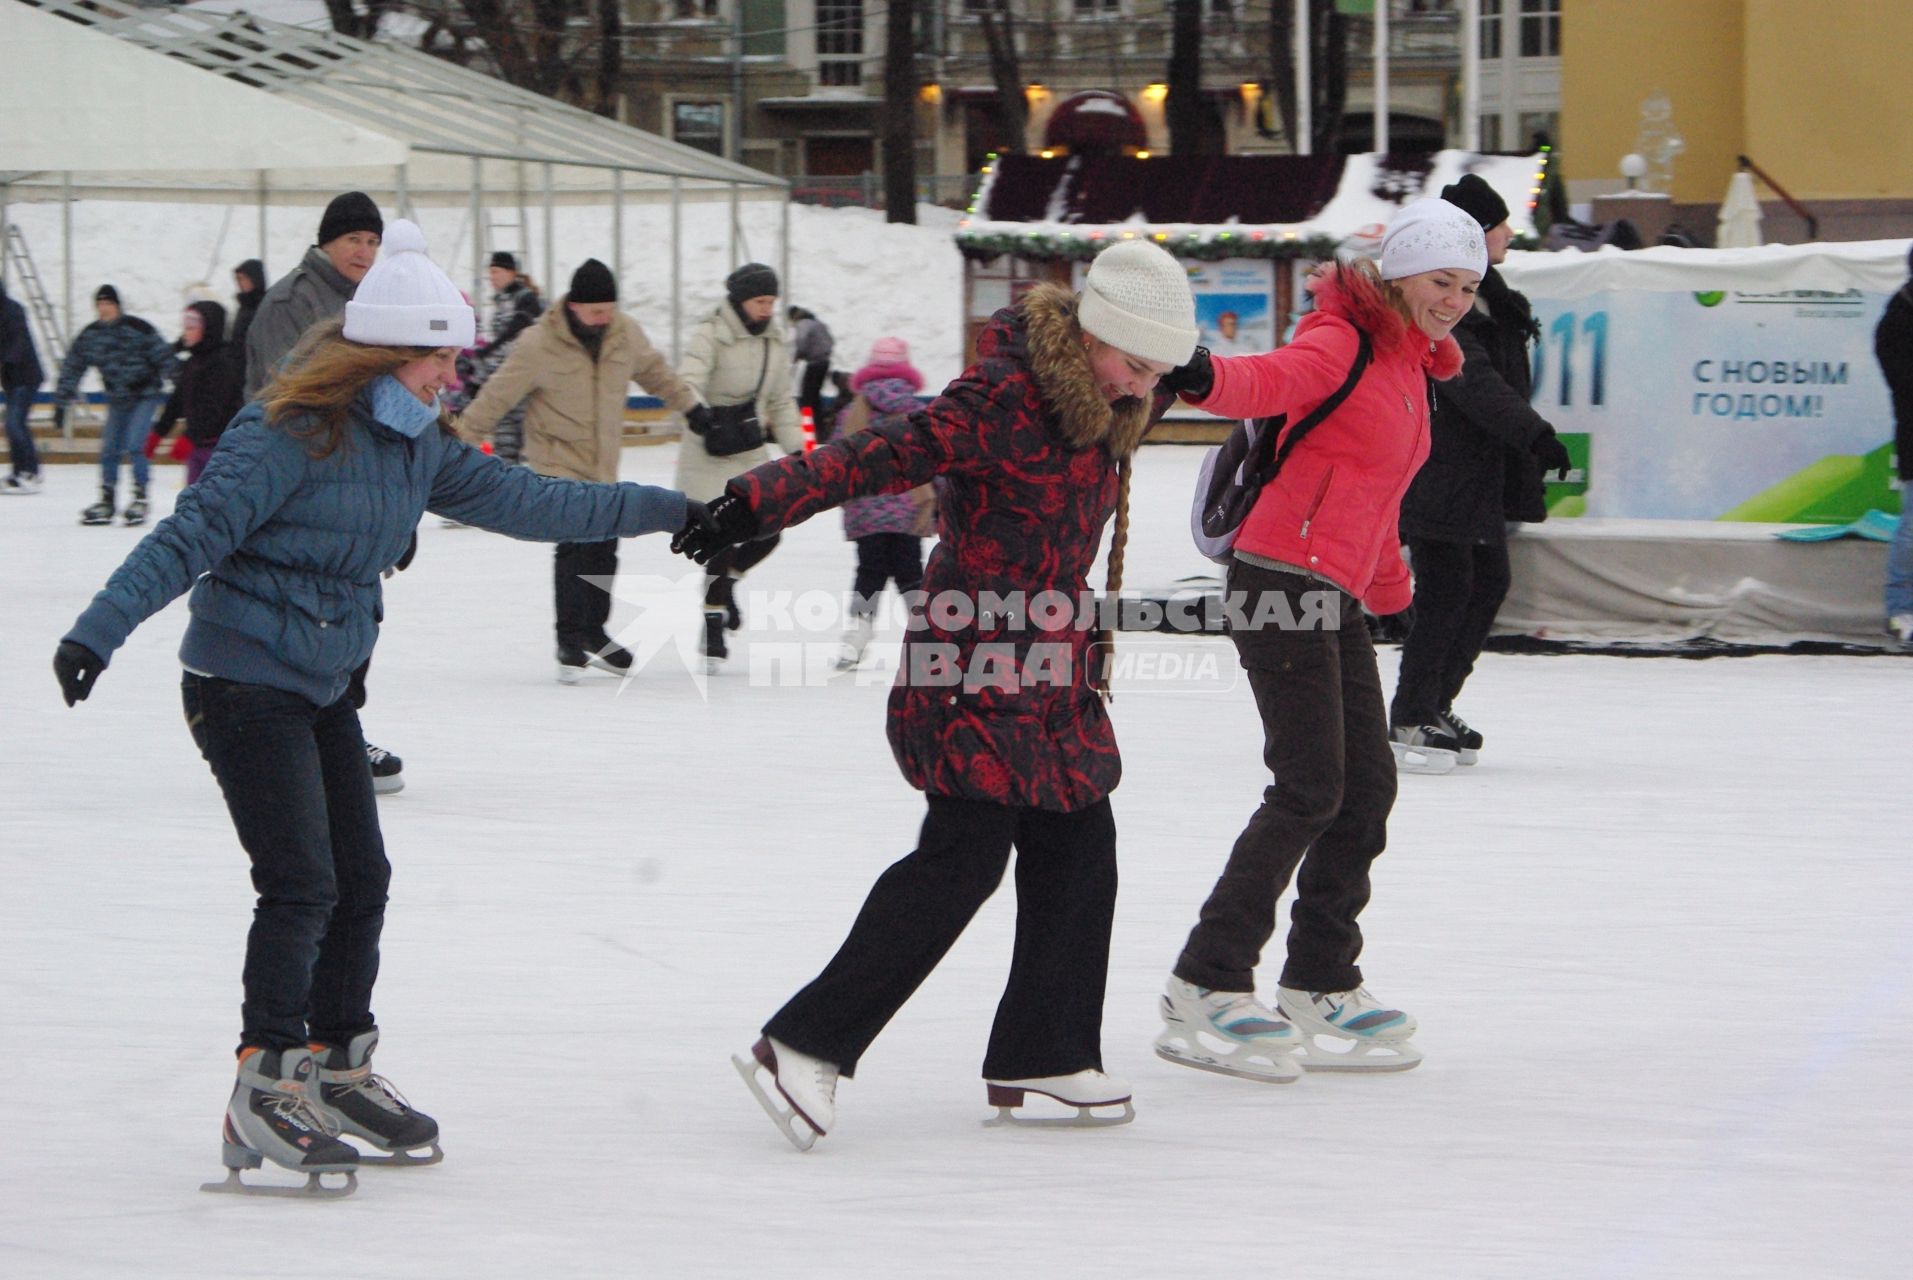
[{"x1": 615, "y1": 1, "x2": 1564, "y2": 199}]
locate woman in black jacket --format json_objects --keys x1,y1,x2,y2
[
  {"x1": 1390, "y1": 176, "x2": 1570, "y2": 770},
  {"x1": 153, "y1": 300, "x2": 246, "y2": 485}
]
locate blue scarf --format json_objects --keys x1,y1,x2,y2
[{"x1": 366, "y1": 374, "x2": 441, "y2": 439}]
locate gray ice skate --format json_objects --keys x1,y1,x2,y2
[
  {"x1": 311, "y1": 1028, "x2": 442, "y2": 1165},
  {"x1": 200, "y1": 1046, "x2": 359, "y2": 1199},
  {"x1": 1154, "y1": 977, "x2": 1303, "y2": 1083}
]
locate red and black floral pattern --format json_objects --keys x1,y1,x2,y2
[{"x1": 731, "y1": 285, "x2": 1170, "y2": 812}]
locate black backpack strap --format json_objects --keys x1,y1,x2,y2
[{"x1": 1266, "y1": 329, "x2": 1373, "y2": 476}]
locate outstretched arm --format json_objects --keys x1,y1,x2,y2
[{"x1": 428, "y1": 434, "x2": 686, "y2": 540}]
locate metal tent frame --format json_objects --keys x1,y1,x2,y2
[{"x1": 2, "y1": 0, "x2": 791, "y2": 360}]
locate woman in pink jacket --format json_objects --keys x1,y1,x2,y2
[{"x1": 1153, "y1": 198, "x2": 1484, "y2": 1082}]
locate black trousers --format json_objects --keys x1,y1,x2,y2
[
  {"x1": 763, "y1": 795, "x2": 1117, "y2": 1080},
  {"x1": 1390, "y1": 537, "x2": 1512, "y2": 728},
  {"x1": 704, "y1": 534, "x2": 782, "y2": 610},
  {"x1": 183, "y1": 674, "x2": 390, "y2": 1053},
  {"x1": 554, "y1": 538, "x2": 619, "y2": 650},
  {"x1": 797, "y1": 359, "x2": 830, "y2": 433},
  {"x1": 849, "y1": 532, "x2": 924, "y2": 618},
  {"x1": 1175, "y1": 561, "x2": 1397, "y2": 995}
]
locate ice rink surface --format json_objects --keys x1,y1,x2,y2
[{"x1": 2, "y1": 445, "x2": 1907, "y2": 1279}]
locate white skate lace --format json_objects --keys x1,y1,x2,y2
[
  {"x1": 338, "y1": 1071, "x2": 412, "y2": 1115},
  {"x1": 269, "y1": 1090, "x2": 343, "y2": 1136},
  {"x1": 365, "y1": 745, "x2": 393, "y2": 766}
]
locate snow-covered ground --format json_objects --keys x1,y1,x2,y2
[
  {"x1": 6, "y1": 198, "x2": 970, "y2": 392},
  {"x1": 2, "y1": 447, "x2": 1908, "y2": 1279}
]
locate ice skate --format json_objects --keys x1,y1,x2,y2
[
  {"x1": 702, "y1": 609, "x2": 729, "y2": 675},
  {"x1": 1889, "y1": 613, "x2": 1913, "y2": 646},
  {"x1": 0, "y1": 472, "x2": 43, "y2": 495},
  {"x1": 1437, "y1": 706, "x2": 1482, "y2": 765},
  {"x1": 200, "y1": 1046, "x2": 359, "y2": 1199},
  {"x1": 310, "y1": 1028, "x2": 442, "y2": 1165},
  {"x1": 365, "y1": 742, "x2": 404, "y2": 795},
  {"x1": 587, "y1": 637, "x2": 633, "y2": 673},
  {"x1": 834, "y1": 615, "x2": 874, "y2": 671},
  {"x1": 1276, "y1": 985, "x2": 1423, "y2": 1073},
  {"x1": 122, "y1": 483, "x2": 149, "y2": 526},
  {"x1": 1389, "y1": 724, "x2": 1459, "y2": 775},
  {"x1": 733, "y1": 1036, "x2": 836, "y2": 1152},
  {"x1": 1154, "y1": 976, "x2": 1302, "y2": 1083},
  {"x1": 983, "y1": 1069, "x2": 1134, "y2": 1128},
  {"x1": 80, "y1": 485, "x2": 116, "y2": 526}
]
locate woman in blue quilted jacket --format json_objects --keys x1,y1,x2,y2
[{"x1": 50, "y1": 221, "x2": 701, "y2": 1198}]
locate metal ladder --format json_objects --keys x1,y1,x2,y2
[{"x1": 3, "y1": 222, "x2": 68, "y2": 369}]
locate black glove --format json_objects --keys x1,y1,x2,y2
[
  {"x1": 684, "y1": 404, "x2": 714, "y2": 437},
  {"x1": 671, "y1": 492, "x2": 757, "y2": 564},
  {"x1": 1158, "y1": 346, "x2": 1215, "y2": 402},
  {"x1": 52, "y1": 402, "x2": 68, "y2": 434},
  {"x1": 1531, "y1": 430, "x2": 1572, "y2": 481},
  {"x1": 54, "y1": 640, "x2": 107, "y2": 706}
]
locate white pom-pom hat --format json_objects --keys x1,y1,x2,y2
[
  {"x1": 342, "y1": 219, "x2": 475, "y2": 348},
  {"x1": 1078, "y1": 240, "x2": 1199, "y2": 367},
  {"x1": 1378, "y1": 198, "x2": 1488, "y2": 282}
]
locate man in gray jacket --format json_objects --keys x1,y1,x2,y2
[
  {"x1": 244, "y1": 191, "x2": 382, "y2": 398},
  {"x1": 244, "y1": 191, "x2": 406, "y2": 790}
]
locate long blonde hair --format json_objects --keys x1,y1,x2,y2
[
  {"x1": 262, "y1": 318, "x2": 453, "y2": 459},
  {"x1": 1341, "y1": 256, "x2": 1424, "y2": 333}
]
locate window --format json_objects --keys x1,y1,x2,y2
[
  {"x1": 1073, "y1": 0, "x2": 1122, "y2": 15},
  {"x1": 1479, "y1": 0, "x2": 1502, "y2": 58},
  {"x1": 1478, "y1": 114, "x2": 1502, "y2": 151},
  {"x1": 816, "y1": 0, "x2": 865, "y2": 87},
  {"x1": 673, "y1": 0, "x2": 720, "y2": 18},
  {"x1": 1519, "y1": 0, "x2": 1559, "y2": 57},
  {"x1": 1517, "y1": 110, "x2": 1559, "y2": 151},
  {"x1": 672, "y1": 101, "x2": 726, "y2": 156}
]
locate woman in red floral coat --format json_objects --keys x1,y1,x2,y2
[
  {"x1": 1153, "y1": 198, "x2": 1485, "y2": 1084},
  {"x1": 676, "y1": 241, "x2": 1198, "y2": 1148}
]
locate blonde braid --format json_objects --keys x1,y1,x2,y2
[{"x1": 1095, "y1": 453, "x2": 1134, "y2": 699}]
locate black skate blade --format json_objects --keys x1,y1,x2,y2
[
  {"x1": 1153, "y1": 1042, "x2": 1302, "y2": 1084},
  {"x1": 199, "y1": 1167, "x2": 358, "y2": 1199},
  {"x1": 354, "y1": 1142, "x2": 443, "y2": 1166},
  {"x1": 731, "y1": 1052, "x2": 819, "y2": 1152}
]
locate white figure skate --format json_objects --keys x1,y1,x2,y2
[
  {"x1": 983, "y1": 1070, "x2": 1134, "y2": 1128},
  {"x1": 1154, "y1": 977, "x2": 1303, "y2": 1083},
  {"x1": 1276, "y1": 985, "x2": 1423, "y2": 1072},
  {"x1": 733, "y1": 1037, "x2": 837, "y2": 1152}
]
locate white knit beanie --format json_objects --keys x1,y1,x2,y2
[
  {"x1": 1378, "y1": 197, "x2": 1488, "y2": 281},
  {"x1": 1078, "y1": 240, "x2": 1199, "y2": 366},
  {"x1": 342, "y1": 219, "x2": 475, "y2": 348}
]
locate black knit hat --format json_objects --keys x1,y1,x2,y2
[
  {"x1": 490, "y1": 251, "x2": 519, "y2": 272},
  {"x1": 569, "y1": 258, "x2": 618, "y2": 304},
  {"x1": 317, "y1": 191, "x2": 384, "y2": 247},
  {"x1": 1440, "y1": 173, "x2": 1511, "y2": 232},
  {"x1": 94, "y1": 284, "x2": 120, "y2": 306},
  {"x1": 725, "y1": 262, "x2": 780, "y2": 305},
  {"x1": 235, "y1": 259, "x2": 265, "y2": 293}
]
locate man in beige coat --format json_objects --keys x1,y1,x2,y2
[{"x1": 459, "y1": 258, "x2": 700, "y2": 682}]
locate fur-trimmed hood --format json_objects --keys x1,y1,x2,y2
[
  {"x1": 1000, "y1": 283, "x2": 1155, "y2": 456},
  {"x1": 1308, "y1": 264, "x2": 1465, "y2": 382}
]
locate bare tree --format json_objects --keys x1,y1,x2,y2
[
  {"x1": 1267, "y1": 0, "x2": 1351, "y2": 155},
  {"x1": 977, "y1": 2, "x2": 1028, "y2": 156},
  {"x1": 321, "y1": 0, "x2": 396, "y2": 41},
  {"x1": 882, "y1": 0, "x2": 919, "y2": 224},
  {"x1": 1164, "y1": 0, "x2": 1222, "y2": 155}
]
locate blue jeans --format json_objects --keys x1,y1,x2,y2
[
  {"x1": 98, "y1": 394, "x2": 163, "y2": 490},
  {"x1": 182, "y1": 674, "x2": 391, "y2": 1053},
  {"x1": 1888, "y1": 501, "x2": 1913, "y2": 620},
  {"x1": 3, "y1": 387, "x2": 38, "y2": 476}
]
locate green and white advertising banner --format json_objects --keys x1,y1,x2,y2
[{"x1": 1499, "y1": 241, "x2": 1906, "y2": 522}]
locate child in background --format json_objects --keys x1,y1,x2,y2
[{"x1": 833, "y1": 337, "x2": 933, "y2": 670}]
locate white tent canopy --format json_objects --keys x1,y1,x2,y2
[
  {"x1": 0, "y1": 0, "x2": 790, "y2": 363},
  {"x1": 0, "y1": 2, "x2": 405, "y2": 176},
  {"x1": 2, "y1": 0, "x2": 782, "y2": 202}
]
